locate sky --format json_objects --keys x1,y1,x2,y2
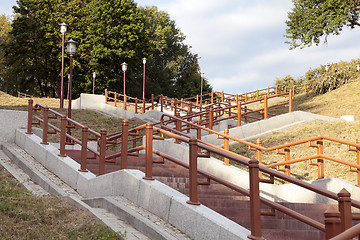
[{"x1": 2, "y1": 0, "x2": 360, "y2": 94}]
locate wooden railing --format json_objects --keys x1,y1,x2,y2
[
  {"x1": 26, "y1": 99, "x2": 360, "y2": 239},
  {"x1": 18, "y1": 91, "x2": 33, "y2": 98},
  {"x1": 180, "y1": 83, "x2": 309, "y2": 107},
  {"x1": 159, "y1": 113, "x2": 360, "y2": 186}
]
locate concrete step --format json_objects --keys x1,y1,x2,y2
[{"x1": 84, "y1": 197, "x2": 190, "y2": 240}]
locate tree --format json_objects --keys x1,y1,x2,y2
[
  {"x1": 285, "y1": 0, "x2": 360, "y2": 49},
  {"x1": 1, "y1": 0, "x2": 212, "y2": 99},
  {"x1": 140, "y1": 6, "x2": 212, "y2": 99},
  {"x1": 0, "y1": 14, "x2": 14, "y2": 93}
]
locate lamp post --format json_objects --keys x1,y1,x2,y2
[
  {"x1": 65, "y1": 39, "x2": 79, "y2": 139},
  {"x1": 142, "y1": 58, "x2": 146, "y2": 100},
  {"x1": 121, "y1": 62, "x2": 128, "y2": 95},
  {"x1": 59, "y1": 22, "x2": 68, "y2": 108},
  {"x1": 92, "y1": 71, "x2": 96, "y2": 94},
  {"x1": 200, "y1": 72, "x2": 204, "y2": 106}
]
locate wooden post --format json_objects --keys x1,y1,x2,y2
[
  {"x1": 58, "y1": 115, "x2": 67, "y2": 157},
  {"x1": 186, "y1": 138, "x2": 200, "y2": 205},
  {"x1": 337, "y1": 189, "x2": 352, "y2": 232},
  {"x1": 143, "y1": 122, "x2": 154, "y2": 180},
  {"x1": 288, "y1": 89, "x2": 293, "y2": 113},
  {"x1": 26, "y1": 99, "x2": 33, "y2": 134},
  {"x1": 263, "y1": 95, "x2": 268, "y2": 120},
  {"x1": 79, "y1": 126, "x2": 88, "y2": 172},
  {"x1": 209, "y1": 107, "x2": 214, "y2": 130},
  {"x1": 256, "y1": 139, "x2": 262, "y2": 178},
  {"x1": 99, "y1": 128, "x2": 107, "y2": 175},
  {"x1": 356, "y1": 138, "x2": 360, "y2": 186},
  {"x1": 41, "y1": 106, "x2": 49, "y2": 145},
  {"x1": 221, "y1": 91, "x2": 224, "y2": 102},
  {"x1": 284, "y1": 146, "x2": 291, "y2": 178},
  {"x1": 324, "y1": 206, "x2": 342, "y2": 240},
  {"x1": 121, "y1": 119, "x2": 129, "y2": 170},
  {"x1": 105, "y1": 89, "x2": 108, "y2": 104},
  {"x1": 143, "y1": 98, "x2": 146, "y2": 114},
  {"x1": 151, "y1": 94, "x2": 154, "y2": 110},
  {"x1": 317, "y1": 138, "x2": 324, "y2": 179},
  {"x1": 114, "y1": 92, "x2": 117, "y2": 107},
  {"x1": 224, "y1": 129, "x2": 230, "y2": 166},
  {"x1": 248, "y1": 158, "x2": 263, "y2": 239},
  {"x1": 211, "y1": 92, "x2": 214, "y2": 104},
  {"x1": 160, "y1": 95, "x2": 164, "y2": 112},
  {"x1": 135, "y1": 98, "x2": 138, "y2": 114},
  {"x1": 237, "y1": 102, "x2": 242, "y2": 127}
]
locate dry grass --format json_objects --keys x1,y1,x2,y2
[
  {"x1": 0, "y1": 165, "x2": 123, "y2": 239},
  {"x1": 230, "y1": 79, "x2": 360, "y2": 184},
  {"x1": 0, "y1": 92, "x2": 149, "y2": 239}
]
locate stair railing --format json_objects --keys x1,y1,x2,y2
[
  {"x1": 26, "y1": 100, "x2": 108, "y2": 175},
  {"x1": 26, "y1": 99, "x2": 358, "y2": 239},
  {"x1": 146, "y1": 122, "x2": 360, "y2": 239},
  {"x1": 159, "y1": 113, "x2": 360, "y2": 186}
]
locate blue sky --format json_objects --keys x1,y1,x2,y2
[{"x1": 2, "y1": 0, "x2": 360, "y2": 94}]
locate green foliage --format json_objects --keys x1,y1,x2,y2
[
  {"x1": 313, "y1": 61, "x2": 359, "y2": 94},
  {"x1": 0, "y1": 0, "x2": 210, "y2": 99},
  {"x1": 274, "y1": 59, "x2": 360, "y2": 95},
  {"x1": 285, "y1": 0, "x2": 360, "y2": 49}
]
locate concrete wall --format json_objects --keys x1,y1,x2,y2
[
  {"x1": 0, "y1": 109, "x2": 27, "y2": 145},
  {"x1": 152, "y1": 139, "x2": 360, "y2": 205},
  {"x1": 14, "y1": 128, "x2": 250, "y2": 240}
]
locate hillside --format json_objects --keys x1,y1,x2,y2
[{"x1": 231, "y1": 78, "x2": 360, "y2": 184}]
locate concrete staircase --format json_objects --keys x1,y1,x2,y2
[{"x1": 64, "y1": 149, "x2": 352, "y2": 240}]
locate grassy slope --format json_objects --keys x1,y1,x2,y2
[{"x1": 231, "y1": 79, "x2": 360, "y2": 184}]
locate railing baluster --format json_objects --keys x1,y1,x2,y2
[
  {"x1": 41, "y1": 106, "x2": 49, "y2": 145},
  {"x1": 324, "y1": 206, "x2": 342, "y2": 239},
  {"x1": 143, "y1": 122, "x2": 154, "y2": 180},
  {"x1": 26, "y1": 99, "x2": 33, "y2": 134},
  {"x1": 58, "y1": 115, "x2": 66, "y2": 157},
  {"x1": 79, "y1": 126, "x2": 88, "y2": 172},
  {"x1": 248, "y1": 158, "x2": 263, "y2": 239},
  {"x1": 337, "y1": 189, "x2": 352, "y2": 232},
  {"x1": 186, "y1": 137, "x2": 200, "y2": 205},
  {"x1": 99, "y1": 128, "x2": 107, "y2": 175},
  {"x1": 121, "y1": 119, "x2": 128, "y2": 170}
]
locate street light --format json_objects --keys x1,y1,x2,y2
[
  {"x1": 59, "y1": 22, "x2": 68, "y2": 108},
  {"x1": 200, "y1": 72, "x2": 204, "y2": 106},
  {"x1": 65, "y1": 38, "x2": 78, "y2": 131},
  {"x1": 92, "y1": 72, "x2": 96, "y2": 94},
  {"x1": 121, "y1": 62, "x2": 128, "y2": 95},
  {"x1": 142, "y1": 58, "x2": 146, "y2": 100}
]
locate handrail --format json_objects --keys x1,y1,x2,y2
[
  {"x1": 150, "y1": 125, "x2": 357, "y2": 238},
  {"x1": 26, "y1": 99, "x2": 357, "y2": 239},
  {"x1": 330, "y1": 223, "x2": 360, "y2": 240},
  {"x1": 159, "y1": 113, "x2": 360, "y2": 185}
]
